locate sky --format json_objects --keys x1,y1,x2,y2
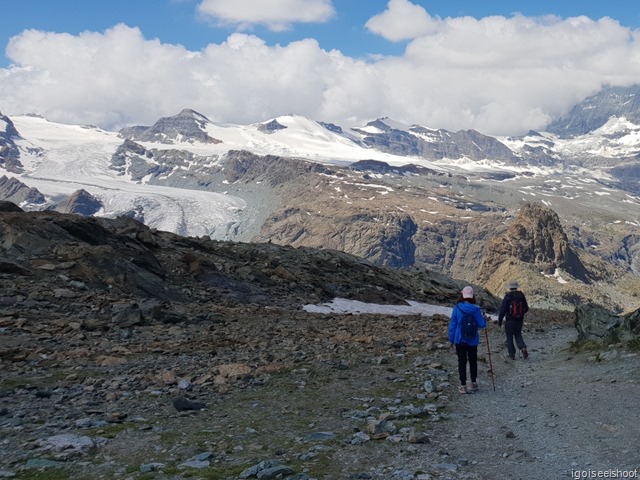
[{"x1": 1, "y1": 0, "x2": 640, "y2": 136}]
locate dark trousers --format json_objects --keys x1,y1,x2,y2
[
  {"x1": 455, "y1": 343, "x2": 478, "y2": 386},
  {"x1": 505, "y1": 319, "x2": 526, "y2": 357}
]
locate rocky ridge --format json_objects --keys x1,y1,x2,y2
[
  {"x1": 0, "y1": 202, "x2": 494, "y2": 310},
  {"x1": 0, "y1": 175, "x2": 45, "y2": 206},
  {"x1": 0, "y1": 112, "x2": 22, "y2": 173}
]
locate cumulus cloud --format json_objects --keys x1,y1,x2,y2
[
  {"x1": 365, "y1": 0, "x2": 440, "y2": 41},
  {"x1": 197, "y1": 0, "x2": 335, "y2": 31},
  {"x1": 1, "y1": 6, "x2": 640, "y2": 136}
]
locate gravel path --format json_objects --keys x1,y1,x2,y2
[{"x1": 440, "y1": 323, "x2": 640, "y2": 480}]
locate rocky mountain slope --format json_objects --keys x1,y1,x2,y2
[{"x1": 0, "y1": 201, "x2": 498, "y2": 312}]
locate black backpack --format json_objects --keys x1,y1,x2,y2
[
  {"x1": 458, "y1": 307, "x2": 478, "y2": 341},
  {"x1": 508, "y1": 293, "x2": 526, "y2": 319}
]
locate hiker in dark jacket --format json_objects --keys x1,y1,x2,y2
[
  {"x1": 448, "y1": 286, "x2": 487, "y2": 394},
  {"x1": 498, "y1": 280, "x2": 529, "y2": 359}
]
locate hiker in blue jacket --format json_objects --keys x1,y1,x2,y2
[
  {"x1": 448, "y1": 286, "x2": 487, "y2": 394},
  {"x1": 498, "y1": 280, "x2": 530, "y2": 360}
]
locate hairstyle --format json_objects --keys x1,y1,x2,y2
[{"x1": 456, "y1": 294, "x2": 476, "y2": 304}]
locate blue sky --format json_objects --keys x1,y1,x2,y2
[
  {"x1": 2, "y1": 0, "x2": 640, "y2": 135},
  {"x1": 3, "y1": 1, "x2": 639, "y2": 66}
]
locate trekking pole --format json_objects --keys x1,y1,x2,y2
[{"x1": 484, "y1": 316, "x2": 496, "y2": 392}]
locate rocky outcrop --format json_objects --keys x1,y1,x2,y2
[
  {"x1": 0, "y1": 112, "x2": 23, "y2": 173},
  {"x1": 110, "y1": 139, "x2": 214, "y2": 182},
  {"x1": 53, "y1": 189, "x2": 103, "y2": 216},
  {"x1": 469, "y1": 202, "x2": 627, "y2": 310},
  {"x1": 223, "y1": 150, "x2": 334, "y2": 186},
  {"x1": 0, "y1": 209, "x2": 177, "y2": 300},
  {"x1": 478, "y1": 202, "x2": 590, "y2": 283},
  {"x1": 352, "y1": 118, "x2": 519, "y2": 163},
  {"x1": 350, "y1": 159, "x2": 446, "y2": 177},
  {"x1": 257, "y1": 119, "x2": 287, "y2": 134},
  {"x1": 575, "y1": 303, "x2": 640, "y2": 343},
  {"x1": 0, "y1": 175, "x2": 45, "y2": 205}
]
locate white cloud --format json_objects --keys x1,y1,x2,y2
[
  {"x1": 1, "y1": 9, "x2": 640, "y2": 137},
  {"x1": 197, "y1": 0, "x2": 335, "y2": 31},
  {"x1": 365, "y1": 0, "x2": 440, "y2": 41}
]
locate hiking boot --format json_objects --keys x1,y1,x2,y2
[
  {"x1": 458, "y1": 385, "x2": 468, "y2": 394},
  {"x1": 509, "y1": 354, "x2": 515, "y2": 360},
  {"x1": 521, "y1": 348, "x2": 529, "y2": 359},
  {"x1": 469, "y1": 382, "x2": 478, "y2": 392}
]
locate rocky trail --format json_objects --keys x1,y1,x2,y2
[{"x1": 441, "y1": 321, "x2": 640, "y2": 480}]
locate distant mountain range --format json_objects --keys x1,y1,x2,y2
[{"x1": 1, "y1": 84, "x2": 640, "y2": 311}]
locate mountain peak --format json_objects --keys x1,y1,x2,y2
[
  {"x1": 176, "y1": 108, "x2": 211, "y2": 122},
  {"x1": 119, "y1": 109, "x2": 221, "y2": 145},
  {"x1": 546, "y1": 84, "x2": 640, "y2": 137}
]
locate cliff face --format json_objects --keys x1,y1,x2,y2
[{"x1": 256, "y1": 209, "x2": 418, "y2": 268}]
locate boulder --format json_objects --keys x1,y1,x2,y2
[{"x1": 575, "y1": 303, "x2": 640, "y2": 343}]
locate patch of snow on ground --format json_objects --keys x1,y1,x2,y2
[
  {"x1": 303, "y1": 298, "x2": 498, "y2": 320},
  {"x1": 542, "y1": 269, "x2": 568, "y2": 284}
]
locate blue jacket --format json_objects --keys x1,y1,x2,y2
[{"x1": 448, "y1": 302, "x2": 487, "y2": 346}]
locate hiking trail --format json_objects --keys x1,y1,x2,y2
[{"x1": 439, "y1": 322, "x2": 640, "y2": 479}]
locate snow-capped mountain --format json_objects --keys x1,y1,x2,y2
[
  {"x1": 2, "y1": 86, "x2": 640, "y2": 237},
  {"x1": 547, "y1": 84, "x2": 640, "y2": 138},
  {"x1": 2, "y1": 88, "x2": 640, "y2": 238}
]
